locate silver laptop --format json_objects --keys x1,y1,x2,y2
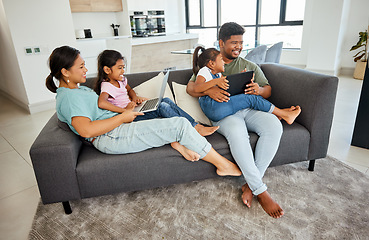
[{"x1": 133, "y1": 71, "x2": 170, "y2": 113}]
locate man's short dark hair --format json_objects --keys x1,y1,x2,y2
[{"x1": 218, "y1": 22, "x2": 245, "y2": 42}]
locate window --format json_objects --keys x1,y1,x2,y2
[{"x1": 186, "y1": 0, "x2": 306, "y2": 49}]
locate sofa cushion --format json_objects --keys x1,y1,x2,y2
[
  {"x1": 172, "y1": 82, "x2": 212, "y2": 126},
  {"x1": 132, "y1": 72, "x2": 174, "y2": 102}
]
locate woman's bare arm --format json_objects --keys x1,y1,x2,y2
[{"x1": 71, "y1": 111, "x2": 144, "y2": 138}]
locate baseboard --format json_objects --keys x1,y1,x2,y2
[
  {"x1": 28, "y1": 100, "x2": 56, "y2": 114},
  {"x1": 283, "y1": 64, "x2": 306, "y2": 69},
  {"x1": 339, "y1": 67, "x2": 355, "y2": 77},
  {"x1": 304, "y1": 68, "x2": 337, "y2": 76},
  {"x1": 0, "y1": 88, "x2": 55, "y2": 114},
  {"x1": 0, "y1": 89, "x2": 30, "y2": 113}
]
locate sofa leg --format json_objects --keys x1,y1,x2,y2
[
  {"x1": 308, "y1": 160, "x2": 315, "y2": 171},
  {"x1": 62, "y1": 201, "x2": 72, "y2": 214}
]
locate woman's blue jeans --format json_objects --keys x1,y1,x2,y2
[
  {"x1": 134, "y1": 97, "x2": 197, "y2": 127},
  {"x1": 199, "y1": 94, "x2": 274, "y2": 122},
  {"x1": 92, "y1": 117, "x2": 211, "y2": 158}
]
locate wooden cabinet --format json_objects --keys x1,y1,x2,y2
[{"x1": 69, "y1": 0, "x2": 123, "y2": 12}]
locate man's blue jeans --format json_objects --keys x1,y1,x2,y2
[
  {"x1": 212, "y1": 108, "x2": 283, "y2": 195},
  {"x1": 134, "y1": 97, "x2": 197, "y2": 127}
]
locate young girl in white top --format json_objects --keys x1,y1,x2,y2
[{"x1": 192, "y1": 46, "x2": 301, "y2": 124}]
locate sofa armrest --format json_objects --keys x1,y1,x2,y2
[
  {"x1": 261, "y1": 63, "x2": 338, "y2": 160},
  {"x1": 30, "y1": 113, "x2": 82, "y2": 204}
]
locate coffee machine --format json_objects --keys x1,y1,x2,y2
[
  {"x1": 147, "y1": 10, "x2": 165, "y2": 36},
  {"x1": 130, "y1": 11, "x2": 148, "y2": 37},
  {"x1": 130, "y1": 10, "x2": 165, "y2": 37}
]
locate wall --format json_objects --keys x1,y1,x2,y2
[
  {"x1": 304, "y1": 0, "x2": 345, "y2": 75},
  {"x1": 72, "y1": 12, "x2": 122, "y2": 38},
  {"x1": 281, "y1": 0, "x2": 369, "y2": 76},
  {"x1": 340, "y1": 0, "x2": 369, "y2": 72},
  {"x1": 1, "y1": 0, "x2": 76, "y2": 113},
  {"x1": 0, "y1": 0, "x2": 28, "y2": 107},
  {"x1": 71, "y1": 0, "x2": 131, "y2": 38}
]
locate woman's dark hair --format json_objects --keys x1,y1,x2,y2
[
  {"x1": 45, "y1": 46, "x2": 80, "y2": 93},
  {"x1": 94, "y1": 50, "x2": 124, "y2": 95},
  {"x1": 218, "y1": 22, "x2": 245, "y2": 43},
  {"x1": 192, "y1": 46, "x2": 220, "y2": 75}
]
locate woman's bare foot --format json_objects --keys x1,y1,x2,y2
[
  {"x1": 194, "y1": 124, "x2": 219, "y2": 136},
  {"x1": 216, "y1": 160, "x2": 242, "y2": 176},
  {"x1": 171, "y1": 142, "x2": 200, "y2": 162},
  {"x1": 274, "y1": 106, "x2": 301, "y2": 125},
  {"x1": 241, "y1": 184, "x2": 253, "y2": 208},
  {"x1": 257, "y1": 191, "x2": 284, "y2": 218},
  {"x1": 201, "y1": 148, "x2": 242, "y2": 176}
]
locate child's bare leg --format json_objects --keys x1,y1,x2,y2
[
  {"x1": 272, "y1": 105, "x2": 301, "y2": 125},
  {"x1": 257, "y1": 191, "x2": 284, "y2": 218},
  {"x1": 194, "y1": 124, "x2": 219, "y2": 136},
  {"x1": 241, "y1": 183, "x2": 253, "y2": 208},
  {"x1": 171, "y1": 142, "x2": 200, "y2": 162},
  {"x1": 201, "y1": 148, "x2": 242, "y2": 176}
]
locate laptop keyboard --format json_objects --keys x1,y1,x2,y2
[{"x1": 140, "y1": 98, "x2": 159, "y2": 112}]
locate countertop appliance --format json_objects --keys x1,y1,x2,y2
[{"x1": 130, "y1": 10, "x2": 165, "y2": 37}]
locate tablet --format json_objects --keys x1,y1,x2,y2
[{"x1": 225, "y1": 71, "x2": 254, "y2": 96}]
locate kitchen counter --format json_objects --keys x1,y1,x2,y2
[
  {"x1": 131, "y1": 33, "x2": 198, "y2": 46},
  {"x1": 75, "y1": 33, "x2": 198, "y2": 45},
  {"x1": 76, "y1": 35, "x2": 131, "y2": 42}
]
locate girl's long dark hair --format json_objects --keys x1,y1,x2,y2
[
  {"x1": 45, "y1": 46, "x2": 80, "y2": 93},
  {"x1": 192, "y1": 46, "x2": 220, "y2": 75},
  {"x1": 94, "y1": 50, "x2": 124, "y2": 95}
]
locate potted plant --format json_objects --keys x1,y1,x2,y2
[{"x1": 350, "y1": 29, "x2": 368, "y2": 80}]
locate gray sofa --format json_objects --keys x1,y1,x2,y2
[{"x1": 30, "y1": 63, "x2": 338, "y2": 214}]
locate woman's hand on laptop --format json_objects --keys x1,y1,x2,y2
[{"x1": 120, "y1": 109, "x2": 144, "y2": 123}]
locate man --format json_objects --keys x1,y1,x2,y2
[{"x1": 186, "y1": 22, "x2": 284, "y2": 218}]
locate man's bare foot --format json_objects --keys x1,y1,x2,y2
[
  {"x1": 194, "y1": 124, "x2": 219, "y2": 136},
  {"x1": 282, "y1": 105, "x2": 301, "y2": 125},
  {"x1": 241, "y1": 184, "x2": 253, "y2": 208},
  {"x1": 171, "y1": 142, "x2": 200, "y2": 162},
  {"x1": 257, "y1": 191, "x2": 284, "y2": 218},
  {"x1": 216, "y1": 160, "x2": 242, "y2": 176}
]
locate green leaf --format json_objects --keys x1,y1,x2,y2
[
  {"x1": 354, "y1": 53, "x2": 365, "y2": 62},
  {"x1": 350, "y1": 30, "x2": 368, "y2": 61},
  {"x1": 350, "y1": 44, "x2": 365, "y2": 51},
  {"x1": 353, "y1": 50, "x2": 365, "y2": 57}
]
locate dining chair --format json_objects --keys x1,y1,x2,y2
[
  {"x1": 244, "y1": 45, "x2": 267, "y2": 65},
  {"x1": 265, "y1": 41, "x2": 283, "y2": 63}
]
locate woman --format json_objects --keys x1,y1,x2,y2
[{"x1": 45, "y1": 45, "x2": 241, "y2": 177}]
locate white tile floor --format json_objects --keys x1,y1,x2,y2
[{"x1": 1, "y1": 75, "x2": 368, "y2": 239}]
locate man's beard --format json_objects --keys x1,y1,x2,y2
[{"x1": 223, "y1": 51, "x2": 238, "y2": 60}]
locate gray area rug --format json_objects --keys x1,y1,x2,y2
[{"x1": 29, "y1": 156, "x2": 369, "y2": 240}]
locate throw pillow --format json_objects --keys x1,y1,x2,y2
[
  {"x1": 132, "y1": 72, "x2": 174, "y2": 102},
  {"x1": 172, "y1": 82, "x2": 212, "y2": 126}
]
